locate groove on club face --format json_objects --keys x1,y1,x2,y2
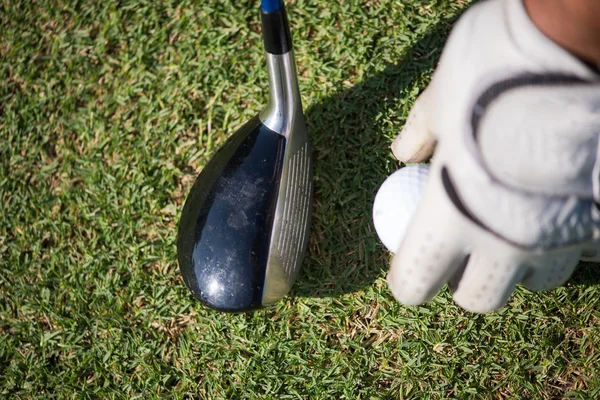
[
  {"x1": 278, "y1": 144, "x2": 311, "y2": 281},
  {"x1": 177, "y1": 116, "x2": 286, "y2": 312},
  {"x1": 262, "y1": 140, "x2": 312, "y2": 305}
]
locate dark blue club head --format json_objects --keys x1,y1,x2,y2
[{"x1": 177, "y1": 116, "x2": 287, "y2": 312}]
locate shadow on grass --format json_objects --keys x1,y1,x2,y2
[
  {"x1": 570, "y1": 262, "x2": 600, "y2": 287},
  {"x1": 292, "y1": 15, "x2": 600, "y2": 300},
  {"x1": 292, "y1": 17, "x2": 457, "y2": 299}
]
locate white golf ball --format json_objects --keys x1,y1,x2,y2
[{"x1": 372, "y1": 164, "x2": 429, "y2": 253}]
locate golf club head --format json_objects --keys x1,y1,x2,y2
[{"x1": 177, "y1": 47, "x2": 313, "y2": 312}]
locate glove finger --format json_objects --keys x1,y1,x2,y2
[
  {"x1": 521, "y1": 249, "x2": 580, "y2": 291},
  {"x1": 451, "y1": 252, "x2": 528, "y2": 313},
  {"x1": 391, "y1": 86, "x2": 438, "y2": 163},
  {"x1": 387, "y1": 167, "x2": 465, "y2": 305}
]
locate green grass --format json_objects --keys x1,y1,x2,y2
[{"x1": 1, "y1": 0, "x2": 600, "y2": 398}]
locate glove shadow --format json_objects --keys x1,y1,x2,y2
[
  {"x1": 291, "y1": 15, "x2": 462, "y2": 300},
  {"x1": 570, "y1": 261, "x2": 600, "y2": 287}
]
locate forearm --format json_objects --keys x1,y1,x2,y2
[{"x1": 524, "y1": 0, "x2": 600, "y2": 66}]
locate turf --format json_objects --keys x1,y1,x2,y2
[{"x1": 1, "y1": 0, "x2": 600, "y2": 398}]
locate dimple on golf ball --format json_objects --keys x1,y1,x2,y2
[{"x1": 372, "y1": 164, "x2": 430, "y2": 253}]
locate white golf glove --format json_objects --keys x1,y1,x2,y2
[{"x1": 387, "y1": 0, "x2": 600, "y2": 313}]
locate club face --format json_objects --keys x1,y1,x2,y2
[
  {"x1": 261, "y1": 111, "x2": 313, "y2": 306},
  {"x1": 177, "y1": 113, "x2": 312, "y2": 312}
]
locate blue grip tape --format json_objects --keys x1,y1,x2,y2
[{"x1": 261, "y1": 0, "x2": 283, "y2": 13}]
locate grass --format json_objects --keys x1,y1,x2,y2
[{"x1": 1, "y1": 0, "x2": 600, "y2": 398}]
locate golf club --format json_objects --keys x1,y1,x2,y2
[{"x1": 177, "y1": 0, "x2": 313, "y2": 312}]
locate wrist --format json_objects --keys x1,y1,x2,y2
[{"x1": 524, "y1": 0, "x2": 600, "y2": 67}]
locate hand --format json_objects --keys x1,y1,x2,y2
[{"x1": 387, "y1": 0, "x2": 600, "y2": 313}]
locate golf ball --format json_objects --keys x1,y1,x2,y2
[{"x1": 372, "y1": 164, "x2": 429, "y2": 253}]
